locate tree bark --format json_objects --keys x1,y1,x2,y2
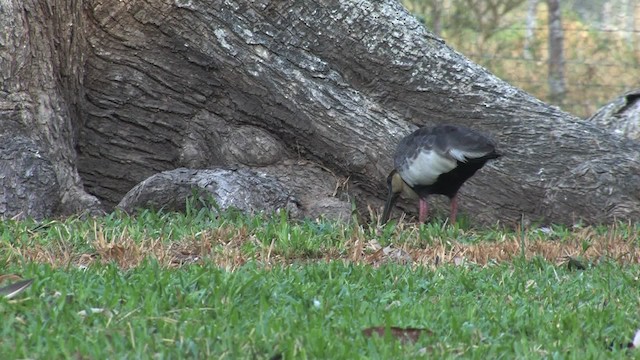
[
  {"x1": 117, "y1": 168, "x2": 300, "y2": 216},
  {"x1": 590, "y1": 89, "x2": 640, "y2": 141},
  {"x1": 2, "y1": 0, "x2": 640, "y2": 225},
  {"x1": 0, "y1": 0, "x2": 102, "y2": 219}
]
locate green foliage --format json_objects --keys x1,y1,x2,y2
[
  {"x1": 1, "y1": 258, "x2": 639, "y2": 358},
  {"x1": 1, "y1": 209, "x2": 639, "y2": 358}
]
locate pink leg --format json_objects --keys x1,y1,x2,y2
[
  {"x1": 449, "y1": 194, "x2": 458, "y2": 224},
  {"x1": 419, "y1": 198, "x2": 429, "y2": 223}
]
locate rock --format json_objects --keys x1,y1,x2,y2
[{"x1": 117, "y1": 167, "x2": 299, "y2": 216}]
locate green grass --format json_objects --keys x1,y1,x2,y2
[{"x1": 1, "y1": 209, "x2": 639, "y2": 358}]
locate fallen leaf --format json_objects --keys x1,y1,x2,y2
[
  {"x1": 362, "y1": 326, "x2": 433, "y2": 344},
  {"x1": 171, "y1": 252, "x2": 201, "y2": 266},
  {"x1": 382, "y1": 246, "x2": 412, "y2": 264},
  {"x1": 366, "y1": 239, "x2": 382, "y2": 251}
]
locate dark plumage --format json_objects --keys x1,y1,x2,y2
[{"x1": 381, "y1": 124, "x2": 501, "y2": 224}]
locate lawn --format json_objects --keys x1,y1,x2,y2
[{"x1": 1, "y1": 208, "x2": 639, "y2": 359}]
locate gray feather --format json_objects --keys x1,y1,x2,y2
[{"x1": 394, "y1": 124, "x2": 499, "y2": 170}]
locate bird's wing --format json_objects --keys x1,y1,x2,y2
[
  {"x1": 432, "y1": 126, "x2": 497, "y2": 162},
  {"x1": 392, "y1": 125, "x2": 499, "y2": 185},
  {"x1": 401, "y1": 149, "x2": 457, "y2": 186},
  {"x1": 447, "y1": 148, "x2": 494, "y2": 162}
]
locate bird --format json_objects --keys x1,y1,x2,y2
[{"x1": 381, "y1": 124, "x2": 501, "y2": 224}]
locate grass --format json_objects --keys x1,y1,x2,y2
[{"x1": 1, "y1": 207, "x2": 640, "y2": 358}]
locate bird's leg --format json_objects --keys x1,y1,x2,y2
[
  {"x1": 449, "y1": 194, "x2": 458, "y2": 223},
  {"x1": 419, "y1": 198, "x2": 429, "y2": 223}
]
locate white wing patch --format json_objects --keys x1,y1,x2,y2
[
  {"x1": 401, "y1": 150, "x2": 457, "y2": 186},
  {"x1": 449, "y1": 148, "x2": 489, "y2": 162}
]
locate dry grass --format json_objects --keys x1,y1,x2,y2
[
  {"x1": 4, "y1": 219, "x2": 638, "y2": 271},
  {"x1": 362, "y1": 222, "x2": 639, "y2": 269}
]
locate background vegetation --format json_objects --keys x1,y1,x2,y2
[{"x1": 402, "y1": 0, "x2": 640, "y2": 118}]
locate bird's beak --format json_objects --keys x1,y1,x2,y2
[{"x1": 381, "y1": 171, "x2": 401, "y2": 224}]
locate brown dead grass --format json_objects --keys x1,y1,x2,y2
[{"x1": 3, "y1": 221, "x2": 639, "y2": 271}]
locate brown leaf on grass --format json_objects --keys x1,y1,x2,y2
[
  {"x1": 77, "y1": 253, "x2": 98, "y2": 269},
  {"x1": 383, "y1": 246, "x2": 412, "y2": 262},
  {"x1": 365, "y1": 247, "x2": 384, "y2": 264},
  {"x1": 349, "y1": 239, "x2": 365, "y2": 262},
  {"x1": 93, "y1": 240, "x2": 142, "y2": 269},
  {"x1": 362, "y1": 326, "x2": 433, "y2": 344},
  {"x1": 365, "y1": 242, "x2": 412, "y2": 267},
  {"x1": 170, "y1": 252, "x2": 202, "y2": 266}
]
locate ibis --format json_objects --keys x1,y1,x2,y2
[{"x1": 381, "y1": 124, "x2": 501, "y2": 224}]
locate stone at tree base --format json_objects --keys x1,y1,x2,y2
[
  {"x1": 254, "y1": 160, "x2": 354, "y2": 222},
  {"x1": 117, "y1": 168, "x2": 300, "y2": 217},
  {"x1": 301, "y1": 197, "x2": 353, "y2": 223},
  {"x1": 117, "y1": 164, "x2": 354, "y2": 222}
]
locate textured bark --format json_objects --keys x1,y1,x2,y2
[
  {"x1": 589, "y1": 89, "x2": 640, "y2": 140},
  {"x1": 118, "y1": 162, "x2": 352, "y2": 222},
  {"x1": 117, "y1": 168, "x2": 300, "y2": 216},
  {"x1": 2, "y1": 0, "x2": 640, "y2": 225},
  {"x1": 0, "y1": 0, "x2": 102, "y2": 219},
  {"x1": 0, "y1": 135, "x2": 59, "y2": 219}
]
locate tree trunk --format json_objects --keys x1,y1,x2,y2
[
  {"x1": 547, "y1": 0, "x2": 566, "y2": 106},
  {"x1": 589, "y1": 89, "x2": 640, "y2": 141},
  {"x1": 0, "y1": 0, "x2": 102, "y2": 219},
  {"x1": 1, "y1": 0, "x2": 640, "y2": 225},
  {"x1": 523, "y1": 0, "x2": 539, "y2": 59}
]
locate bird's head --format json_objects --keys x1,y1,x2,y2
[
  {"x1": 387, "y1": 169, "x2": 405, "y2": 195},
  {"x1": 381, "y1": 170, "x2": 408, "y2": 224},
  {"x1": 387, "y1": 170, "x2": 418, "y2": 199}
]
